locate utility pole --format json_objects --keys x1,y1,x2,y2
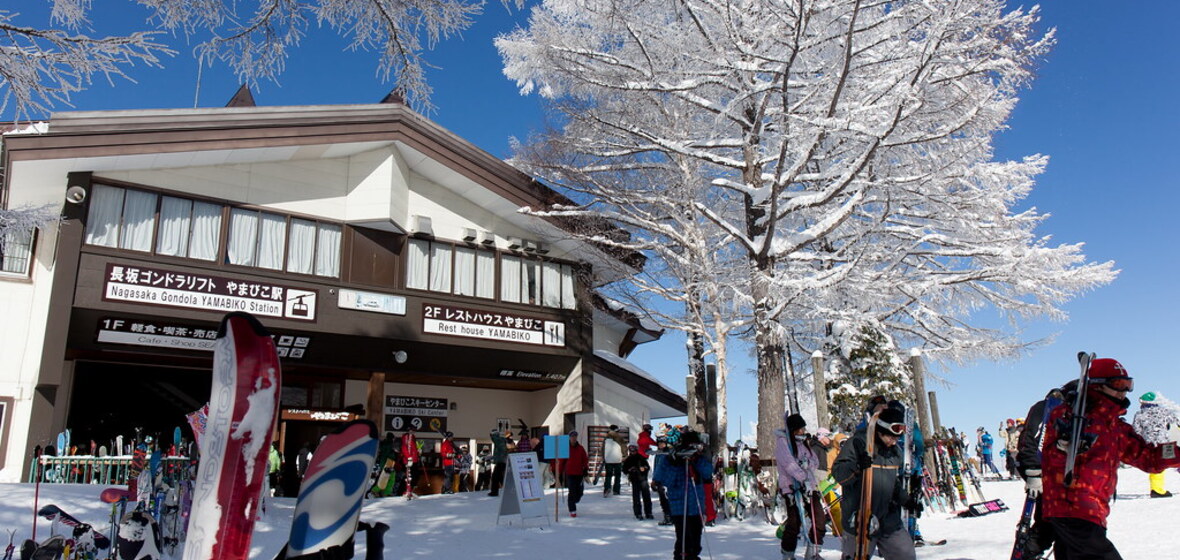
[{"x1": 811, "y1": 351, "x2": 829, "y2": 430}]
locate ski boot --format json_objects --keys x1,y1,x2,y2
[{"x1": 658, "y1": 515, "x2": 673, "y2": 526}]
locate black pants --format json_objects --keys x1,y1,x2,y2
[
  {"x1": 443, "y1": 465, "x2": 456, "y2": 493},
  {"x1": 604, "y1": 463, "x2": 622, "y2": 495},
  {"x1": 489, "y1": 462, "x2": 506, "y2": 495},
  {"x1": 567, "y1": 474, "x2": 585, "y2": 512},
  {"x1": 781, "y1": 490, "x2": 826, "y2": 554},
  {"x1": 672, "y1": 514, "x2": 703, "y2": 560},
  {"x1": 631, "y1": 475, "x2": 653, "y2": 517},
  {"x1": 1024, "y1": 496, "x2": 1056, "y2": 557},
  {"x1": 1048, "y1": 517, "x2": 1122, "y2": 560},
  {"x1": 654, "y1": 483, "x2": 671, "y2": 516}
]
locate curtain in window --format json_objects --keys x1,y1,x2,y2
[
  {"x1": 475, "y1": 250, "x2": 496, "y2": 299},
  {"x1": 501, "y1": 255, "x2": 522, "y2": 303},
  {"x1": 83, "y1": 185, "x2": 125, "y2": 247},
  {"x1": 428, "y1": 243, "x2": 453, "y2": 292},
  {"x1": 188, "y1": 201, "x2": 222, "y2": 261},
  {"x1": 227, "y1": 209, "x2": 259, "y2": 266},
  {"x1": 561, "y1": 264, "x2": 576, "y2": 309},
  {"x1": 1, "y1": 229, "x2": 33, "y2": 274},
  {"x1": 315, "y1": 223, "x2": 341, "y2": 277},
  {"x1": 406, "y1": 239, "x2": 430, "y2": 290},
  {"x1": 256, "y1": 213, "x2": 287, "y2": 270},
  {"x1": 119, "y1": 190, "x2": 157, "y2": 251},
  {"x1": 524, "y1": 259, "x2": 540, "y2": 304},
  {"x1": 156, "y1": 197, "x2": 192, "y2": 257},
  {"x1": 454, "y1": 247, "x2": 476, "y2": 296},
  {"x1": 542, "y1": 261, "x2": 562, "y2": 307},
  {"x1": 287, "y1": 219, "x2": 316, "y2": 274}
]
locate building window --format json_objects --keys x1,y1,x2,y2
[
  {"x1": 408, "y1": 238, "x2": 500, "y2": 300},
  {"x1": 500, "y1": 254, "x2": 576, "y2": 309},
  {"x1": 0, "y1": 228, "x2": 35, "y2": 275},
  {"x1": 83, "y1": 184, "x2": 341, "y2": 277}
]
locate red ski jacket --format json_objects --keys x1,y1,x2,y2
[
  {"x1": 441, "y1": 439, "x2": 455, "y2": 467},
  {"x1": 562, "y1": 442, "x2": 589, "y2": 476},
  {"x1": 636, "y1": 430, "x2": 656, "y2": 458},
  {"x1": 401, "y1": 433, "x2": 420, "y2": 464},
  {"x1": 1042, "y1": 391, "x2": 1180, "y2": 527}
]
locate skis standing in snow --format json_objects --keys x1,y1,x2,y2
[
  {"x1": 182, "y1": 312, "x2": 282, "y2": 560},
  {"x1": 1041, "y1": 356, "x2": 1180, "y2": 558}
]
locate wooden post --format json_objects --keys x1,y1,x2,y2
[
  {"x1": 811, "y1": 351, "x2": 829, "y2": 430},
  {"x1": 686, "y1": 375, "x2": 700, "y2": 431},
  {"x1": 367, "y1": 372, "x2": 386, "y2": 432},
  {"x1": 928, "y1": 391, "x2": 943, "y2": 434},
  {"x1": 705, "y1": 364, "x2": 720, "y2": 453},
  {"x1": 908, "y1": 350, "x2": 933, "y2": 439}
]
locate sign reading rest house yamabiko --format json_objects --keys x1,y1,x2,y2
[
  {"x1": 103, "y1": 263, "x2": 317, "y2": 321},
  {"x1": 422, "y1": 303, "x2": 565, "y2": 347}
]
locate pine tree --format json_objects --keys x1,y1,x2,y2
[{"x1": 825, "y1": 326, "x2": 911, "y2": 430}]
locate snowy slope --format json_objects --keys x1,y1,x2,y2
[{"x1": 2, "y1": 469, "x2": 1174, "y2": 559}]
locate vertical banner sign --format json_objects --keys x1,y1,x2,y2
[{"x1": 384, "y1": 396, "x2": 448, "y2": 433}]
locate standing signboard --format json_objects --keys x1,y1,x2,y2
[{"x1": 497, "y1": 452, "x2": 548, "y2": 527}]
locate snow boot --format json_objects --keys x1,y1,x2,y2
[
  {"x1": 1151, "y1": 490, "x2": 1174, "y2": 498},
  {"x1": 805, "y1": 544, "x2": 823, "y2": 559},
  {"x1": 658, "y1": 515, "x2": 673, "y2": 526}
]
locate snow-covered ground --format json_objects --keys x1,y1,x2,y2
[{"x1": 1, "y1": 468, "x2": 1173, "y2": 559}]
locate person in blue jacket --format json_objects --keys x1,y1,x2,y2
[
  {"x1": 653, "y1": 428, "x2": 713, "y2": 560},
  {"x1": 976, "y1": 427, "x2": 1003, "y2": 478},
  {"x1": 887, "y1": 400, "x2": 927, "y2": 546}
]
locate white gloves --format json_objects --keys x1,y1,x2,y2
[{"x1": 1025, "y1": 469, "x2": 1043, "y2": 498}]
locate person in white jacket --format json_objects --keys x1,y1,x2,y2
[
  {"x1": 1132, "y1": 391, "x2": 1180, "y2": 497},
  {"x1": 603, "y1": 425, "x2": 627, "y2": 496},
  {"x1": 776, "y1": 413, "x2": 826, "y2": 560}
]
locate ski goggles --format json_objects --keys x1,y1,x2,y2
[
  {"x1": 876, "y1": 419, "x2": 907, "y2": 436},
  {"x1": 1091, "y1": 376, "x2": 1134, "y2": 392}
]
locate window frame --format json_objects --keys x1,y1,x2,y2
[{"x1": 0, "y1": 227, "x2": 37, "y2": 278}]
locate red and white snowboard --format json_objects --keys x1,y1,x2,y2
[{"x1": 183, "y1": 312, "x2": 281, "y2": 560}]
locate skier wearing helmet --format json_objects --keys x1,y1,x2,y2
[{"x1": 1042, "y1": 357, "x2": 1180, "y2": 558}]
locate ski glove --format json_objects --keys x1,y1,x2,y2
[
  {"x1": 903, "y1": 495, "x2": 923, "y2": 516},
  {"x1": 1025, "y1": 469, "x2": 1043, "y2": 498},
  {"x1": 856, "y1": 451, "x2": 873, "y2": 471}
]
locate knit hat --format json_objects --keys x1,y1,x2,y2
[
  {"x1": 1089, "y1": 358, "x2": 1130, "y2": 380},
  {"x1": 1141, "y1": 391, "x2": 1157, "y2": 403},
  {"x1": 815, "y1": 428, "x2": 832, "y2": 438},
  {"x1": 568, "y1": 430, "x2": 578, "y2": 437},
  {"x1": 876, "y1": 407, "x2": 906, "y2": 434},
  {"x1": 786, "y1": 413, "x2": 807, "y2": 433}
]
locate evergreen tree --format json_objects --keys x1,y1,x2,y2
[{"x1": 825, "y1": 326, "x2": 911, "y2": 430}]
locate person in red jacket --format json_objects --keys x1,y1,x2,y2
[
  {"x1": 440, "y1": 431, "x2": 457, "y2": 494},
  {"x1": 637, "y1": 424, "x2": 656, "y2": 458},
  {"x1": 1041, "y1": 357, "x2": 1180, "y2": 559},
  {"x1": 401, "y1": 426, "x2": 421, "y2": 499},
  {"x1": 562, "y1": 430, "x2": 590, "y2": 517}
]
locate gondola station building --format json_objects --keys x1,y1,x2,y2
[{"x1": 0, "y1": 98, "x2": 685, "y2": 483}]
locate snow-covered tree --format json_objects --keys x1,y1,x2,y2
[
  {"x1": 499, "y1": 0, "x2": 1115, "y2": 453},
  {"x1": 0, "y1": 0, "x2": 485, "y2": 117},
  {"x1": 825, "y1": 324, "x2": 910, "y2": 430}
]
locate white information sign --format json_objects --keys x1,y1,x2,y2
[{"x1": 497, "y1": 452, "x2": 548, "y2": 527}]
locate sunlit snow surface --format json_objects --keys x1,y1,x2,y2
[{"x1": 1, "y1": 468, "x2": 1174, "y2": 559}]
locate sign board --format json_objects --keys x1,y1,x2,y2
[
  {"x1": 384, "y1": 395, "x2": 448, "y2": 433},
  {"x1": 280, "y1": 408, "x2": 359, "y2": 422},
  {"x1": 542, "y1": 435, "x2": 570, "y2": 460},
  {"x1": 337, "y1": 288, "x2": 406, "y2": 316},
  {"x1": 497, "y1": 452, "x2": 548, "y2": 527},
  {"x1": 422, "y1": 303, "x2": 565, "y2": 347},
  {"x1": 103, "y1": 263, "x2": 318, "y2": 321},
  {"x1": 94, "y1": 317, "x2": 311, "y2": 358}
]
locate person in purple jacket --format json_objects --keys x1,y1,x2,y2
[{"x1": 777, "y1": 413, "x2": 826, "y2": 560}]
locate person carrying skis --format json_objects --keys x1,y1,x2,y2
[
  {"x1": 563, "y1": 430, "x2": 590, "y2": 517},
  {"x1": 1131, "y1": 391, "x2": 1177, "y2": 498},
  {"x1": 488, "y1": 428, "x2": 509, "y2": 497},
  {"x1": 653, "y1": 428, "x2": 712, "y2": 560},
  {"x1": 976, "y1": 427, "x2": 1003, "y2": 479},
  {"x1": 440, "y1": 431, "x2": 457, "y2": 494},
  {"x1": 776, "y1": 413, "x2": 825, "y2": 560},
  {"x1": 623, "y1": 443, "x2": 654, "y2": 520},
  {"x1": 1015, "y1": 381, "x2": 1074, "y2": 559},
  {"x1": 401, "y1": 426, "x2": 421, "y2": 498},
  {"x1": 832, "y1": 405, "x2": 917, "y2": 560},
  {"x1": 1041, "y1": 357, "x2": 1180, "y2": 559}
]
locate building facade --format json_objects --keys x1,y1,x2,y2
[{"x1": 0, "y1": 102, "x2": 684, "y2": 482}]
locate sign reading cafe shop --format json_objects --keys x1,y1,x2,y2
[
  {"x1": 422, "y1": 303, "x2": 565, "y2": 347},
  {"x1": 103, "y1": 263, "x2": 318, "y2": 322},
  {"x1": 384, "y1": 395, "x2": 448, "y2": 434},
  {"x1": 95, "y1": 317, "x2": 312, "y2": 358}
]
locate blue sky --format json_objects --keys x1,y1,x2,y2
[{"x1": 8, "y1": 2, "x2": 1178, "y2": 444}]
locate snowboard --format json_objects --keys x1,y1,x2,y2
[
  {"x1": 275, "y1": 420, "x2": 379, "y2": 560},
  {"x1": 115, "y1": 508, "x2": 162, "y2": 560},
  {"x1": 20, "y1": 535, "x2": 64, "y2": 560},
  {"x1": 36, "y1": 505, "x2": 110, "y2": 550},
  {"x1": 182, "y1": 312, "x2": 282, "y2": 560},
  {"x1": 373, "y1": 457, "x2": 398, "y2": 497}
]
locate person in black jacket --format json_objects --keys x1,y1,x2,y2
[
  {"x1": 832, "y1": 406, "x2": 916, "y2": 560},
  {"x1": 1015, "y1": 380, "x2": 1074, "y2": 559},
  {"x1": 623, "y1": 444, "x2": 653, "y2": 520}
]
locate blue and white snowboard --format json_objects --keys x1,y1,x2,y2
[{"x1": 275, "y1": 420, "x2": 379, "y2": 560}]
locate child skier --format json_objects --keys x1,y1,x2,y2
[{"x1": 1132, "y1": 391, "x2": 1178, "y2": 498}]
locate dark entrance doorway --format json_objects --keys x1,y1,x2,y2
[{"x1": 67, "y1": 361, "x2": 210, "y2": 454}]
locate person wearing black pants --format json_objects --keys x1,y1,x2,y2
[
  {"x1": 623, "y1": 444, "x2": 653, "y2": 519},
  {"x1": 563, "y1": 430, "x2": 590, "y2": 516},
  {"x1": 488, "y1": 428, "x2": 508, "y2": 497}
]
